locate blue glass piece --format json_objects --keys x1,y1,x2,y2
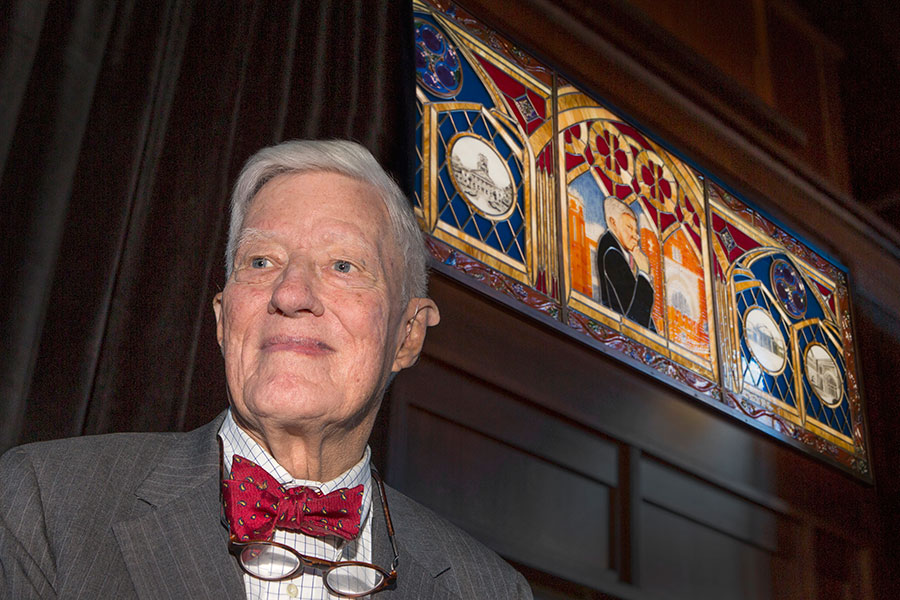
[
  {"x1": 463, "y1": 214, "x2": 480, "y2": 239},
  {"x1": 450, "y1": 193, "x2": 471, "y2": 225},
  {"x1": 450, "y1": 111, "x2": 471, "y2": 132},
  {"x1": 493, "y1": 134, "x2": 511, "y2": 158},
  {"x1": 438, "y1": 168, "x2": 455, "y2": 207},
  {"x1": 471, "y1": 116, "x2": 490, "y2": 138},
  {"x1": 512, "y1": 228, "x2": 525, "y2": 263},
  {"x1": 472, "y1": 213, "x2": 492, "y2": 243},
  {"x1": 484, "y1": 228, "x2": 503, "y2": 251},
  {"x1": 496, "y1": 218, "x2": 513, "y2": 248},
  {"x1": 507, "y1": 203, "x2": 523, "y2": 231}
]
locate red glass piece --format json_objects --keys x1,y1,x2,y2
[{"x1": 565, "y1": 152, "x2": 585, "y2": 171}]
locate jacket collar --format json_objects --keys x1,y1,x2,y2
[{"x1": 113, "y1": 412, "x2": 246, "y2": 599}]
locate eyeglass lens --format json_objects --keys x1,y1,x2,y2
[
  {"x1": 326, "y1": 564, "x2": 384, "y2": 596},
  {"x1": 238, "y1": 543, "x2": 384, "y2": 595},
  {"x1": 239, "y1": 544, "x2": 300, "y2": 580}
]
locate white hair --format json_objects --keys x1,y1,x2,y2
[
  {"x1": 604, "y1": 196, "x2": 636, "y2": 226},
  {"x1": 225, "y1": 140, "x2": 428, "y2": 301}
]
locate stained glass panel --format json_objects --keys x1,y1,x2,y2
[
  {"x1": 557, "y1": 84, "x2": 717, "y2": 395},
  {"x1": 710, "y1": 183, "x2": 868, "y2": 477},
  {"x1": 414, "y1": 0, "x2": 558, "y2": 317}
]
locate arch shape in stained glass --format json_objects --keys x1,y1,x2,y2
[{"x1": 413, "y1": 0, "x2": 869, "y2": 480}]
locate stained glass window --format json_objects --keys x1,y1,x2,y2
[{"x1": 412, "y1": 0, "x2": 869, "y2": 479}]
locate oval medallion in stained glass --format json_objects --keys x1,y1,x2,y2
[
  {"x1": 743, "y1": 307, "x2": 786, "y2": 374},
  {"x1": 771, "y1": 258, "x2": 807, "y2": 319},
  {"x1": 804, "y1": 343, "x2": 843, "y2": 407},
  {"x1": 447, "y1": 134, "x2": 516, "y2": 221},
  {"x1": 414, "y1": 19, "x2": 462, "y2": 98}
]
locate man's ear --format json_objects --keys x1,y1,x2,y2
[
  {"x1": 213, "y1": 292, "x2": 224, "y2": 349},
  {"x1": 391, "y1": 297, "x2": 440, "y2": 373}
]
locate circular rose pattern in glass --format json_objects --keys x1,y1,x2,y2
[
  {"x1": 771, "y1": 258, "x2": 807, "y2": 319},
  {"x1": 414, "y1": 19, "x2": 463, "y2": 98}
]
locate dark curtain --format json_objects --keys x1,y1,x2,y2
[{"x1": 0, "y1": 0, "x2": 415, "y2": 453}]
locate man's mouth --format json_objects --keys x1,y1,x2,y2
[{"x1": 262, "y1": 335, "x2": 334, "y2": 355}]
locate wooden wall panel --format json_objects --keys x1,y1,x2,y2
[
  {"x1": 639, "y1": 456, "x2": 782, "y2": 599},
  {"x1": 389, "y1": 356, "x2": 620, "y2": 589},
  {"x1": 627, "y1": 0, "x2": 766, "y2": 99},
  {"x1": 766, "y1": 2, "x2": 848, "y2": 188},
  {"x1": 640, "y1": 506, "x2": 774, "y2": 599}
]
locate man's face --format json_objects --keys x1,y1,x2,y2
[
  {"x1": 612, "y1": 211, "x2": 639, "y2": 252},
  {"x1": 213, "y1": 171, "x2": 418, "y2": 440}
]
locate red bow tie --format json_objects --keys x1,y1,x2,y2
[{"x1": 222, "y1": 455, "x2": 364, "y2": 542}]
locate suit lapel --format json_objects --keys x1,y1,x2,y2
[
  {"x1": 373, "y1": 485, "x2": 457, "y2": 600},
  {"x1": 113, "y1": 414, "x2": 246, "y2": 600}
]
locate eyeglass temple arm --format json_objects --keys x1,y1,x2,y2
[{"x1": 372, "y1": 468, "x2": 399, "y2": 573}]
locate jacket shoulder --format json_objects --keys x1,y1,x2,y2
[
  {"x1": 0, "y1": 431, "x2": 186, "y2": 527},
  {"x1": 2, "y1": 431, "x2": 180, "y2": 485},
  {"x1": 1, "y1": 414, "x2": 223, "y2": 487}
]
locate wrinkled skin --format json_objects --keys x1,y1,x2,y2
[{"x1": 213, "y1": 171, "x2": 439, "y2": 480}]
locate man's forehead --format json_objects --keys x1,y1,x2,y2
[
  {"x1": 236, "y1": 170, "x2": 407, "y2": 288},
  {"x1": 235, "y1": 224, "x2": 380, "y2": 255},
  {"x1": 254, "y1": 170, "x2": 387, "y2": 216}
]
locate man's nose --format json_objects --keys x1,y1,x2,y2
[{"x1": 268, "y1": 262, "x2": 325, "y2": 317}]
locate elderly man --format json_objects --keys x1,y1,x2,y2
[
  {"x1": 0, "y1": 140, "x2": 531, "y2": 599},
  {"x1": 596, "y1": 196, "x2": 655, "y2": 331}
]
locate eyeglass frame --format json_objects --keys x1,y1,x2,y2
[{"x1": 219, "y1": 443, "x2": 399, "y2": 597}]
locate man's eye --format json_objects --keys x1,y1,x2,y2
[
  {"x1": 250, "y1": 257, "x2": 271, "y2": 269},
  {"x1": 333, "y1": 260, "x2": 354, "y2": 273}
]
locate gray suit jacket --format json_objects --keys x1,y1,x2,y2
[{"x1": 0, "y1": 414, "x2": 531, "y2": 599}]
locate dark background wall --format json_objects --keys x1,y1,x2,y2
[{"x1": 2, "y1": 1, "x2": 899, "y2": 599}]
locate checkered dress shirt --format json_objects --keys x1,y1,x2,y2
[{"x1": 218, "y1": 411, "x2": 374, "y2": 600}]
